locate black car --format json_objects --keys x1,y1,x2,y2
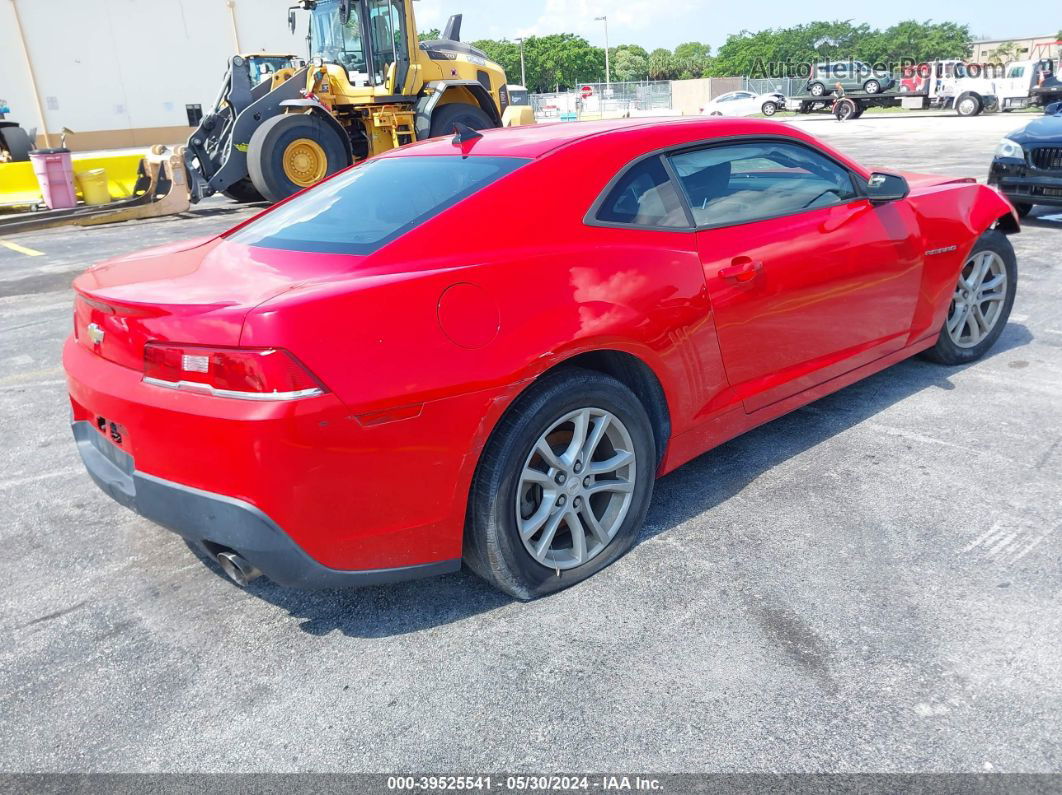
[{"x1": 988, "y1": 102, "x2": 1062, "y2": 217}]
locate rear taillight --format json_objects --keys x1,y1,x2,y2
[{"x1": 143, "y1": 343, "x2": 326, "y2": 401}]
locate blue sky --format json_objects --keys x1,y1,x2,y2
[{"x1": 413, "y1": 0, "x2": 1050, "y2": 50}]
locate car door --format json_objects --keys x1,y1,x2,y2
[
  {"x1": 728, "y1": 92, "x2": 756, "y2": 116},
  {"x1": 668, "y1": 139, "x2": 924, "y2": 413},
  {"x1": 711, "y1": 92, "x2": 739, "y2": 115}
]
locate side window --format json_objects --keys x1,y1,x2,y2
[
  {"x1": 596, "y1": 156, "x2": 689, "y2": 228},
  {"x1": 669, "y1": 141, "x2": 859, "y2": 227}
]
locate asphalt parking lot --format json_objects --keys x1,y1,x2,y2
[{"x1": 1, "y1": 112, "x2": 1060, "y2": 773}]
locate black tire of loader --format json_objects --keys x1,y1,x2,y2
[
  {"x1": 222, "y1": 177, "x2": 265, "y2": 203},
  {"x1": 0, "y1": 126, "x2": 33, "y2": 162},
  {"x1": 247, "y1": 113, "x2": 351, "y2": 203}
]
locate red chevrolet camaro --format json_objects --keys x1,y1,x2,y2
[{"x1": 64, "y1": 118, "x2": 1019, "y2": 599}]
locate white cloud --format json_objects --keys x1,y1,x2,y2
[
  {"x1": 516, "y1": 0, "x2": 700, "y2": 41},
  {"x1": 412, "y1": 0, "x2": 446, "y2": 29}
]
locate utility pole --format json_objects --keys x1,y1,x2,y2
[
  {"x1": 595, "y1": 15, "x2": 610, "y2": 89},
  {"x1": 515, "y1": 37, "x2": 527, "y2": 87},
  {"x1": 9, "y1": 0, "x2": 51, "y2": 147}
]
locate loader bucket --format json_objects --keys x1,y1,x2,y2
[
  {"x1": 0, "y1": 146, "x2": 190, "y2": 235},
  {"x1": 0, "y1": 152, "x2": 143, "y2": 207}
]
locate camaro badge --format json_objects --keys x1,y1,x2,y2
[
  {"x1": 925, "y1": 245, "x2": 958, "y2": 256},
  {"x1": 87, "y1": 323, "x2": 105, "y2": 345}
]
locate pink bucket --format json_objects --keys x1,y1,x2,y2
[{"x1": 29, "y1": 147, "x2": 77, "y2": 209}]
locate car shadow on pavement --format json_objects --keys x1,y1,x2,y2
[
  {"x1": 639, "y1": 321, "x2": 1033, "y2": 544},
  {"x1": 193, "y1": 322, "x2": 1032, "y2": 639},
  {"x1": 1020, "y1": 211, "x2": 1062, "y2": 229}
]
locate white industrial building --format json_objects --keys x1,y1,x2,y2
[{"x1": 1, "y1": 0, "x2": 307, "y2": 150}]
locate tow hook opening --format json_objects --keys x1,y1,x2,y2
[{"x1": 213, "y1": 548, "x2": 262, "y2": 587}]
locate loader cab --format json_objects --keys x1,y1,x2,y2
[{"x1": 307, "y1": 0, "x2": 412, "y2": 92}]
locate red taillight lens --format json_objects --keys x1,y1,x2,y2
[{"x1": 143, "y1": 343, "x2": 326, "y2": 400}]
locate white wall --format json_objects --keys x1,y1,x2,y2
[{"x1": 0, "y1": 0, "x2": 306, "y2": 135}]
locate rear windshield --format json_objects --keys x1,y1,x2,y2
[{"x1": 228, "y1": 155, "x2": 529, "y2": 255}]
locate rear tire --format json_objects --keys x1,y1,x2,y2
[
  {"x1": 0, "y1": 126, "x2": 33, "y2": 162},
  {"x1": 834, "y1": 99, "x2": 858, "y2": 121},
  {"x1": 428, "y1": 103, "x2": 494, "y2": 138},
  {"x1": 247, "y1": 113, "x2": 351, "y2": 203},
  {"x1": 464, "y1": 369, "x2": 656, "y2": 600},
  {"x1": 922, "y1": 230, "x2": 1017, "y2": 365},
  {"x1": 221, "y1": 177, "x2": 265, "y2": 203}
]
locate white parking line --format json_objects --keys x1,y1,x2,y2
[{"x1": 0, "y1": 467, "x2": 83, "y2": 491}]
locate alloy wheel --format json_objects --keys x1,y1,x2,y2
[
  {"x1": 516, "y1": 407, "x2": 637, "y2": 570},
  {"x1": 946, "y1": 250, "x2": 1008, "y2": 348}
]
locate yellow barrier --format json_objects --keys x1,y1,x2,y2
[{"x1": 0, "y1": 153, "x2": 144, "y2": 206}]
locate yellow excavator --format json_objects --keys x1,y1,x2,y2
[{"x1": 185, "y1": 0, "x2": 532, "y2": 204}]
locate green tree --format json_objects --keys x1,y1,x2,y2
[
  {"x1": 673, "y1": 41, "x2": 712, "y2": 78},
  {"x1": 648, "y1": 47, "x2": 677, "y2": 80},
  {"x1": 864, "y1": 20, "x2": 971, "y2": 63},
  {"x1": 988, "y1": 40, "x2": 1020, "y2": 64},
  {"x1": 418, "y1": 28, "x2": 441, "y2": 42},
  {"x1": 714, "y1": 20, "x2": 971, "y2": 77},
  {"x1": 472, "y1": 38, "x2": 522, "y2": 82},
  {"x1": 473, "y1": 34, "x2": 604, "y2": 92},
  {"x1": 612, "y1": 45, "x2": 649, "y2": 81}
]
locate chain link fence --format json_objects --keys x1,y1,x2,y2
[
  {"x1": 529, "y1": 76, "x2": 812, "y2": 120},
  {"x1": 531, "y1": 81, "x2": 674, "y2": 120},
  {"x1": 742, "y1": 76, "x2": 808, "y2": 96}
]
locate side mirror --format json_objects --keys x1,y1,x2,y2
[
  {"x1": 288, "y1": 8, "x2": 297, "y2": 34},
  {"x1": 338, "y1": 0, "x2": 351, "y2": 25},
  {"x1": 866, "y1": 171, "x2": 909, "y2": 203},
  {"x1": 1045, "y1": 101, "x2": 1062, "y2": 115}
]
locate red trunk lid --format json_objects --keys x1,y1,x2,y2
[{"x1": 72, "y1": 236, "x2": 363, "y2": 371}]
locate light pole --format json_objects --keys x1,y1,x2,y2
[
  {"x1": 594, "y1": 15, "x2": 610, "y2": 89},
  {"x1": 515, "y1": 37, "x2": 527, "y2": 87}
]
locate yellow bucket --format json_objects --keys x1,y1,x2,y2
[{"x1": 76, "y1": 168, "x2": 111, "y2": 205}]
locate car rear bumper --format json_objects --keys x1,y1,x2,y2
[
  {"x1": 63, "y1": 335, "x2": 481, "y2": 585},
  {"x1": 72, "y1": 419, "x2": 460, "y2": 588}
]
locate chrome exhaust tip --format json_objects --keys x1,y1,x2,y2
[{"x1": 216, "y1": 550, "x2": 262, "y2": 587}]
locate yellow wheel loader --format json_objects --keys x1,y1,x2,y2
[{"x1": 185, "y1": 0, "x2": 528, "y2": 204}]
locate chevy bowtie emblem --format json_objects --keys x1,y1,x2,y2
[{"x1": 87, "y1": 322, "x2": 105, "y2": 345}]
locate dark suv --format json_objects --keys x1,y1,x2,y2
[
  {"x1": 988, "y1": 102, "x2": 1062, "y2": 217},
  {"x1": 806, "y1": 61, "x2": 895, "y2": 96}
]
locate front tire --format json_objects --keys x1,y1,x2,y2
[
  {"x1": 464, "y1": 369, "x2": 656, "y2": 600},
  {"x1": 956, "y1": 93, "x2": 983, "y2": 117},
  {"x1": 922, "y1": 230, "x2": 1017, "y2": 365},
  {"x1": 809, "y1": 82, "x2": 826, "y2": 97},
  {"x1": 221, "y1": 177, "x2": 265, "y2": 203},
  {"x1": 863, "y1": 79, "x2": 881, "y2": 94},
  {"x1": 428, "y1": 103, "x2": 494, "y2": 138},
  {"x1": 0, "y1": 126, "x2": 33, "y2": 162},
  {"x1": 761, "y1": 101, "x2": 778, "y2": 116},
  {"x1": 247, "y1": 113, "x2": 351, "y2": 203}
]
